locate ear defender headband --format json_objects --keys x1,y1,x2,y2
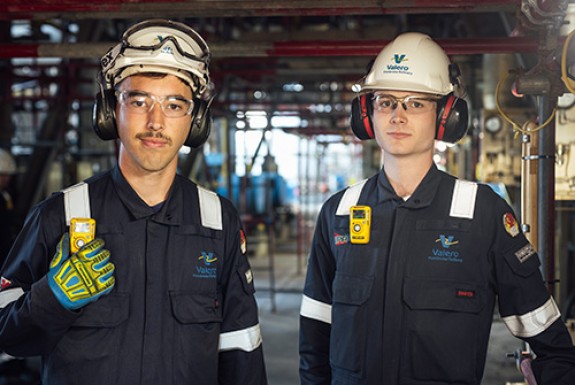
[{"x1": 92, "y1": 20, "x2": 213, "y2": 148}]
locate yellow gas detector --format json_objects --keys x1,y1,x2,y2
[{"x1": 350, "y1": 205, "x2": 371, "y2": 244}]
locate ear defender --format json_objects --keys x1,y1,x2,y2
[
  {"x1": 350, "y1": 93, "x2": 375, "y2": 140},
  {"x1": 185, "y1": 98, "x2": 212, "y2": 148},
  {"x1": 93, "y1": 88, "x2": 118, "y2": 141},
  {"x1": 435, "y1": 94, "x2": 469, "y2": 144}
]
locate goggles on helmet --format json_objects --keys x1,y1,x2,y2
[{"x1": 100, "y1": 19, "x2": 211, "y2": 96}]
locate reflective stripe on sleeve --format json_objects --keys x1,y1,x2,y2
[
  {"x1": 219, "y1": 323, "x2": 262, "y2": 352},
  {"x1": 300, "y1": 295, "x2": 332, "y2": 324},
  {"x1": 0, "y1": 287, "x2": 25, "y2": 309},
  {"x1": 502, "y1": 297, "x2": 561, "y2": 338}
]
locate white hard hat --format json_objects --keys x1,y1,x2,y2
[
  {"x1": 0, "y1": 149, "x2": 16, "y2": 175},
  {"x1": 362, "y1": 32, "x2": 455, "y2": 95},
  {"x1": 100, "y1": 19, "x2": 211, "y2": 95}
]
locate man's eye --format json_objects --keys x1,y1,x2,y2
[
  {"x1": 166, "y1": 102, "x2": 184, "y2": 111},
  {"x1": 130, "y1": 98, "x2": 147, "y2": 107},
  {"x1": 380, "y1": 99, "x2": 393, "y2": 108},
  {"x1": 410, "y1": 100, "x2": 425, "y2": 109}
]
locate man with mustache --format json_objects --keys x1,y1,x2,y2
[{"x1": 0, "y1": 19, "x2": 267, "y2": 385}]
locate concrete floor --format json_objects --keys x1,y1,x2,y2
[{"x1": 252, "y1": 250, "x2": 527, "y2": 385}]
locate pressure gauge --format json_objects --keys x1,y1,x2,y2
[
  {"x1": 557, "y1": 93, "x2": 575, "y2": 109},
  {"x1": 484, "y1": 115, "x2": 502, "y2": 134}
]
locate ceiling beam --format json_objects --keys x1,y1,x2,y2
[
  {"x1": 0, "y1": 37, "x2": 541, "y2": 59},
  {"x1": 0, "y1": 0, "x2": 519, "y2": 20}
]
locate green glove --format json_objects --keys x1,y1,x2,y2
[{"x1": 47, "y1": 233, "x2": 115, "y2": 310}]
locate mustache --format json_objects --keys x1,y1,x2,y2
[{"x1": 136, "y1": 132, "x2": 172, "y2": 145}]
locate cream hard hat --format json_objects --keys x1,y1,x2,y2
[
  {"x1": 100, "y1": 19, "x2": 211, "y2": 95},
  {"x1": 362, "y1": 32, "x2": 455, "y2": 95}
]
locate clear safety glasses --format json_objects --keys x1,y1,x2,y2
[
  {"x1": 117, "y1": 90, "x2": 194, "y2": 118},
  {"x1": 372, "y1": 94, "x2": 440, "y2": 114}
]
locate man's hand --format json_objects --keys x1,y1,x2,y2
[{"x1": 47, "y1": 233, "x2": 115, "y2": 310}]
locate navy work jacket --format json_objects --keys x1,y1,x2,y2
[
  {"x1": 0, "y1": 166, "x2": 267, "y2": 385},
  {"x1": 300, "y1": 164, "x2": 575, "y2": 385}
]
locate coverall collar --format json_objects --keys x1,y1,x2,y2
[
  {"x1": 111, "y1": 166, "x2": 182, "y2": 225},
  {"x1": 378, "y1": 163, "x2": 442, "y2": 209}
]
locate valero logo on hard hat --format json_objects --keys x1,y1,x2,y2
[
  {"x1": 385, "y1": 53, "x2": 411, "y2": 74},
  {"x1": 392, "y1": 54, "x2": 408, "y2": 64}
]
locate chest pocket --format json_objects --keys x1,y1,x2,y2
[
  {"x1": 170, "y1": 291, "x2": 223, "y2": 324},
  {"x1": 412, "y1": 219, "x2": 477, "y2": 271},
  {"x1": 172, "y1": 225, "x2": 223, "y2": 294},
  {"x1": 402, "y1": 277, "x2": 486, "y2": 384}
]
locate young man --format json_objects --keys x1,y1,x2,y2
[
  {"x1": 0, "y1": 19, "x2": 267, "y2": 385},
  {"x1": 299, "y1": 32, "x2": 575, "y2": 385}
]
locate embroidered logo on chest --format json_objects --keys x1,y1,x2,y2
[
  {"x1": 428, "y1": 234, "x2": 462, "y2": 263},
  {"x1": 193, "y1": 251, "x2": 217, "y2": 279}
]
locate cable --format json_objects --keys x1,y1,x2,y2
[
  {"x1": 495, "y1": 73, "x2": 556, "y2": 137},
  {"x1": 561, "y1": 28, "x2": 575, "y2": 95}
]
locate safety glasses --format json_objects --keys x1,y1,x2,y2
[
  {"x1": 117, "y1": 90, "x2": 194, "y2": 118},
  {"x1": 372, "y1": 94, "x2": 440, "y2": 114}
]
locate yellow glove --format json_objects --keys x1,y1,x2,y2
[{"x1": 47, "y1": 233, "x2": 115, "y2": 310}]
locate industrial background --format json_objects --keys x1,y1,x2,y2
[{"x1": 1, "y1": 1, "x2": 575, "y2": 384}]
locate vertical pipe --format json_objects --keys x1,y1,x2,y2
[
  {"x1": 521, "y1": 129, "x2": 539, "y2": 248},
  {"x1": 537, "y1": 96, "x2": 556, "y2": 294},
  {"x1": 297, "y1": 137, "x2": 302, "y2": 275}
]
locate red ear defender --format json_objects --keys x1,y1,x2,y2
[
  {"x1": 435, "y1": 93, "x2": 469, "y2": 144},
  {"x1": 350, "y1": 94, "x2": 375, "y2": 140}
]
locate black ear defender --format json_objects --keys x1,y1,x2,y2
[
  {"x1": 93, "y1": 72, "x2": 119, "y2": 141},
  {"x1": 350, "y1": 93, "x2": 375, "y2": 140},
  {"x1": 185, "y1": 96, "x2": 213, "y2": 148}
]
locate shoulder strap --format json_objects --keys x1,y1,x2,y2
[
  {"x1": 450, "y1": 179, "x2": 478, "y2": 219},
  {"x1": 335, "y1": 179, "x2": 368, "y2": 216},
  {"x1": 62, "y1": 182, "x2": 90, "y2": 226},
  {"x1": 198, "y1": 185, "x2": 223, "y2": 230}
]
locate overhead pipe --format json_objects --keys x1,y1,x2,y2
[{"x1": 0, "y1": 37, "x2": 543, "y2": 59}]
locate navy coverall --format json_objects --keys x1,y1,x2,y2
[
  {"x1": 0, "y1": 166, "x2": 267, "y2": 385},
  {"x1": 300, "y1": 164, "x2": 575, "y2": 385}
]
